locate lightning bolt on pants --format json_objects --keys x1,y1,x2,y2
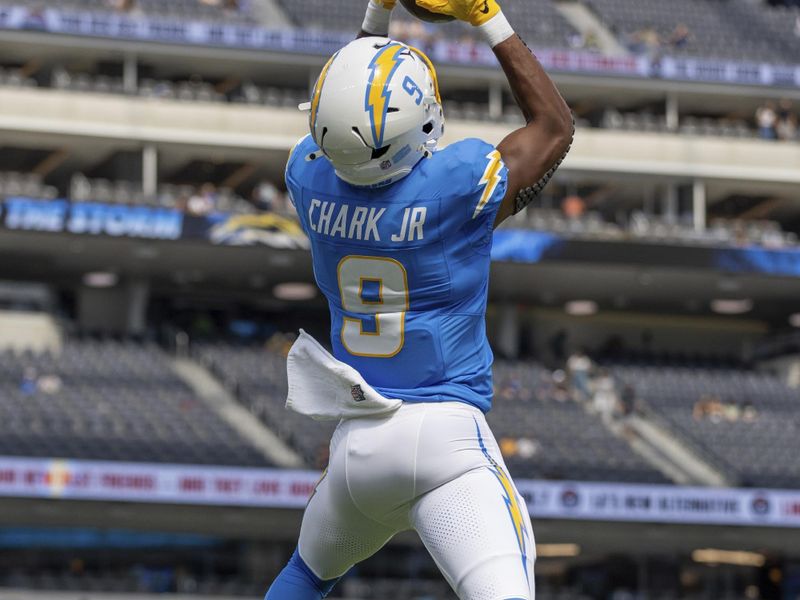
[{"x1": 294, "y1": 402, "x2": 536, "y2": 600}]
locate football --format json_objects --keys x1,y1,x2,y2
[{"x1": 398, "y1": 0, "x2": 456, "y2": 23}]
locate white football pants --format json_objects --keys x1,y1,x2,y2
[{"x1": 297, "y1": 401, "x2": 536, "y2": 600}]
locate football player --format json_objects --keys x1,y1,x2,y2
[{"x1": 266, "y1": 0, "x2": 573, "y2": 598}]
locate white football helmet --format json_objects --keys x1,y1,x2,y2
[{"x1": 301, "y1": 37, "x2": 444, "y2": 187}]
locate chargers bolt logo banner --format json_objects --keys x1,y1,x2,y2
[{"x1": 365, "y1": 43, "x2": 405, "y2": 148}]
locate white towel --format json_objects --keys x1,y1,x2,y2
[{"x1": 286, "y1": 329, "x2": 402, "y2": 421}]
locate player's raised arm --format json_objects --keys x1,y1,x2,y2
[
  {"x1": 411, "y1": 0, "x2": 575, "y2": 227},
  {"x1": 357, "y1": 0, "x2": 397, "y2": 38},
  {"x1": 492, "y1": 32, "x2": 574, "y2": 226}
]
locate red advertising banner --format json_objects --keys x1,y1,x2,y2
[{"x1": 0, "y1": 457, "x2": 798, "y2": 528}]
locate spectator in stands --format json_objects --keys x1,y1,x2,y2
[
  {"x1": 516, "y1": 437, "x2": 540, "y2": 459},
  {"x1": 106, "y1": 0, "x2": 133, "y2": 11},
  {"x1": 499, "y1": 437, "x2": 539, "y2": 460},
  {"x1": 498, "y1": 373, "x2": 523, "y2": 401},
  {"x1": 592, "y1": 368, "x2": 619, "y2": 424},
  {"x1": 561, "y1": 194, "x2": 586, "y2": 220},
  {"x1": 569, "y1": 30, "x2": 600, "y2": 52},
  {"x1": 584, "y1": 29, "x2": 600, "y2": 51},
  {"x1": 742, "y1": 401, "x2": 759, "y2": 423},
  {"x1": 499, "y1": 437, "x2": 518, "y2": 458},
  {"x1": 776, "y1": 99, "x2": 798, "y2": 141},
  {"x1": 186, "y1": 183, "x2": 218, "y2": 215},
  {"x1": 620, "y1": 384, "x2": 636, "y2": 417},
  {"x1": 551, "y1": 369, "x2": 570, "y2": 402},
  {"x1": 761, "y1": 222, "x2": 788, "y2": 248},
  {"x1": 70, "y1": 173, "x2": 92, "y2": 203},
  {"x1": 151, "y1": 80, "x2": 176, "y2": 99},
  {"x1": 706, "y1": 396, "x2": 725, "y2": 424},
  {"x1": 755, "y1": 102, "x2": 778, "y2": 140},
  {"x1": 201, "y1": 0, "x2": 239, "y2": 9},
  {"x1": 693, "y1": 394, "x2": 711, "y2": 421},
  {"x1": 265, "y1": 331, "x2": 296, "y2": 357},
  {"x1": 253, "y1": 181, "x2": 279, "y2": 212},
  {"x1": 37, "y1": 373, "x2": 62, "y2": 395},
  {"x1": 567, "y1": 348, "x2": 593, "y2": 401},
  {"x1": 693, "y1": 394, "x2": 730, "y2": 424},
  {"x1": 19, "y1": 367, "x2": 37, "y2": 395},
  {"x1": 723, "y1": 401, "x2": 741, "y2": 423},
  {"x1": 627, "y1": 26, "x2": 661, "y2": 57},
  {"x1": 668, "y1": 24, "x2": 692, "y2": 50}
]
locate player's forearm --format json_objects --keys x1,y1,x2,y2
[
  {"x1": 493, "y1": 35, "x2": 572, "y2": 134},
  {"x1": 359, "y1": 0, "x2": 394, "y2": 38},
  {"x1": 491, "y1": 33, "x2": 574, "y2": 224}
]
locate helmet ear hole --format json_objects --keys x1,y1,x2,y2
[{"x1": 371, "y1": 145, "x2": 392, "y2": 159}]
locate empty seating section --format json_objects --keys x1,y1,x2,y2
[
  {"x1": 0, "y1": 568, "x2": 593, "y2": 598},
  {"x1": 610, "y1": 361, "x2": 800, "y2": 488},
  {"x1": 194, "y1": 342, "x2": 336, "y2": 469},
  {"x1": 7, "y1": 65, "x2": 795, "y2": 143},
  {"x1": 0, "y1": 169, "x2": 263, "y2": 214},
  {"x1": 196, "y1": 343, "x2": 668, "y2": 482},
  {"x1": 0, "y1": 569, "x2": 266, "y2": 597},
  {"x1": 276, "y1": 0, "x2": 374, "y2": 33},
  {"x1": 0, "y1": 0, "x2": 256, "y2": 25},
  {"x1": 275, "y1": 0, "x2": 799, "y2": 62},
  {"x1": 586, "y1": 0, "x2": 793, "y2": 63},
  {"x1": 275, "y1": 0, "x2": 578, "y2": 48},
  {"x1": 48, "y1": 66, "x2": 309, "y2": 109},
  {"x1": 753, "y1": 2, "x2": 800, "y2": 59},
  {"x1": 0, "y1": 172, "x2": 58, "y2": 200},
  {"x1": 68, "y1": 173, "x2": 258, "y2": 213},
  {"x1": 600, "y1": 110, "x2": 785, "y2": 141},
  {"x1": 516, "y1": 208, "x2": 797, "y2": 248},
  {"x1": 0, "y1": 66, "x2": 36, "y2": 89},
  {"x1": 3, "y1": 338, "x2": 798, "y2": 488},
  {"x1": 501, "y1": 0, "x2": 579, "y2": 50},
  {"x1": 3, "y1": 0, "x2": 798, "y2": 63},
  {"x1": 0, "y1": 339, "x2": 269, "y2": 466},
  {"x1": 490, "y1": 361, "x2": 669, "y2": 483}
]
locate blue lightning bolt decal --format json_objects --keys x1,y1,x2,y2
[
  {"x1": 475, "y1": 417, "x2": 531, "y2": 582},
  {"x1": 365, "y1": 43, "x2": 405, "y2": 148}
]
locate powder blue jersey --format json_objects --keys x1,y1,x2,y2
[{"x1": 285, "y1": 135, "x2": 508, "y2": 413}]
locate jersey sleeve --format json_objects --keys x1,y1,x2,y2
[{"x1": 437, "y1": 138, "x2": 509, "y2": 232}]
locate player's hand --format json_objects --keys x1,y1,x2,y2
[
  {"x1": 412, "y1": 0, "x2": 500, "y2": 26},
  {"x1": 373, "y1": 0, "x2": 397, "y2": 9}
]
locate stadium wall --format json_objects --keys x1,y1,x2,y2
[{"x1": 1, "y1": 87, "x2": 797, "y2": 184}]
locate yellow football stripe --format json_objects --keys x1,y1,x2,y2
[
  {"x1": 494, "y1": 463, "x2": 527, "y2": 554},
  {"x1": 310, "y1": 52, "x2": 338, "y2": 138},
  {"x1": 474, "y1": 416, "x2": 529, "y2": 580},
  {"x1": 407, "y1": 45, "x2": 442, "y2": 104}
]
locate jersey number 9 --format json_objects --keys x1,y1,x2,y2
[{"x1": 337, "y1": 255, "x2": 409, "y2": 358}]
